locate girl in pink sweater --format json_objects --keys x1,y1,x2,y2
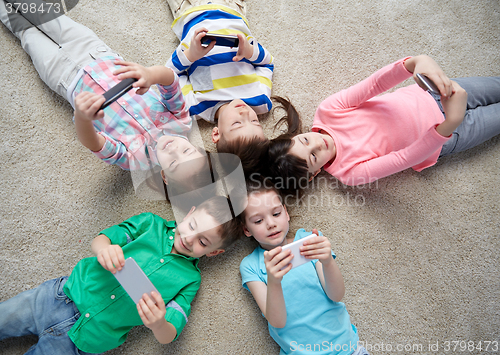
[{"x1": 266, "y1": 55, "x2": 500, "y2": 188}]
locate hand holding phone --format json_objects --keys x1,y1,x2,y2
[
  {"x1": 202, "y1": 32, "x2": 239, "y2": 47},
  {"x1": 113, "y1": 257, "x2": 159, "y2": 304},
  {"x1": 416, "y1": 73, "x2": 440, "y2": 95},
  {"x1": 281, "y1": 234, "x2": 318, "y2": 269},
  {"x1": 100, "y1": 78, "x2": 138, "y2": 110}
]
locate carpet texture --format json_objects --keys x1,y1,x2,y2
[{"x1": 1, "y1": 0, "x2": 499, "y2": 354}]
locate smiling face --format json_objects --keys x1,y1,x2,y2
[
  {"x1": 289, "y1": 132, "x2": 336, "y2": 176},
  {"x1": 171, "y1": 206, "x2": 225, "y2": 258},
  {"x1": 156, "y1": 136, "x2": 207, "y2": 183},
  {"x1": 212, "y1": 99, "x2": 265, "y2": 144},
  {"x1": 243, "y1": 190, "x2": 290, "y2": 250}
]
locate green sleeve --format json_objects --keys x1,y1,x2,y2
[
  {"x1": 165, "y1": 277, "x2": 201, "y2": 341},
  {"x1": 98, "y1": 213, "x2": 158, "y2": 246}
]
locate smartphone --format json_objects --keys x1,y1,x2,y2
[
  {"x1": 281, "y1": 234, "x2": 318, "y2": 269},
  {"x1": 416, "y1": 73, "x2": 440, "y2": 95},
  {"x1": 201, "y1": 33, "x2": 239, "y2": 47},
  {"x1": 100, "y1": 78, "x2": 138, "y2": 110},
  {"x1": 113, "y1": 257, "x2": 159, "y2": 304}
]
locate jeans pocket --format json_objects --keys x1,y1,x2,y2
[
  {"x1": 43, "y1": 313, "x2": 79, "y2": 337},
  {"x1": 54, "y1": 276, "x2": 70, "y2": 301}
]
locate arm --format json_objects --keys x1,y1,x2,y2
[
  {"x1": 113, "y1": 60, "x2": 176, "y2": 95},
  {"x1": 91, "y1": 234, "x2": 125, "y2": 274},
  {"x1": 137, "y1": 291, "x2": 177, "y2": 344},
  {"x1": 435, "y1": 80, "x2": 467, "y2": 137},
  {"x1": 403, "y1": 55, "x2": 453, "y2": 98},
  {"x1": 300, "y1": 229, "x2": 345, "y2": 302},
  {"x1": 74, "y1": 92, "x2": 106, "y2": 152},
  {"x1": 246, "y1": 247, "x2": 293, "y2": 328},
  {"x1": 403, "y1": 55, "x2": 467, "y2": 136}
]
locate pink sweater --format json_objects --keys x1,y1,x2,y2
[{"x1": 313, "y1": 57, "x2": 450, "y2": 186}]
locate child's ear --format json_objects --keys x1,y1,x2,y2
[
  {"x1": 211, "y1": 127, "x2": 220, "y2": 143},
  {"x1": 160, "y1": 170, "x2": 169, "y2": 185},
  {"x1": 206, "y1": 248, "x2": 225, "y2": 257},
  {"x1": 283, "y1": 205, "x2": 290, "y2": 222},
  {"x1": 183, "y1": 206, "x2": 196, "y2": 221},
  {"x1": 243, "y1": 226, "x2": 252, "y2": 237}
]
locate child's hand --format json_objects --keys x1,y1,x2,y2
[
  {"x1": 96, "y1": 244, "x2": 125, "y2": 274},
  {"x1": 300, "y1": 229, "x2": 334, "y2": 266},
  {"x1": 407, "y1": 55, "x2": 453, "y2": 98},
  {"x1": 137, "y1": 291, "x2": 167, "y2": 331},
  {"x1": 264, "y1": 246, "x2": 293, "y2": 283},
  {"x1": 112, "y1": 60, "x2": 154, "y2": 95},
  {"x1": 436, "y1": 80, "x2": 467, "y2": 137},
  {"x1": 232, "y1": 33, "x2": 254, "y2": 62},
  {"x1": 184, "y1": 27, "x2": 216, "y2": 62},
  {"x1": 74, "y1": 91, "x2": 105, "y2": 121}
]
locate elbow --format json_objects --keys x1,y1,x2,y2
[
  {"x1": 269, "y1": 319, "x2": 287, "y2": 329},
  {"x1": 331, "y1": 289, "x2": 345, "y2": 303}
]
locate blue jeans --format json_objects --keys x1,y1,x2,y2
[
  {"x1": 0, "y1": 277, "x2": 97, "y2": 355},
  {"x1": 434, "y1": 76, "x2": 500, "y2": 157}
]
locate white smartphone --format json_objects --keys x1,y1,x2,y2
[
  {"x1": 281, "y1": 234, "x2": 318, "y2": 269},
  {"x1": 113, "y1": 257, "x2": 159, "y2": 304}
]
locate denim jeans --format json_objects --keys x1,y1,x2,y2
[
  {"x1": 0, "y1": 276, "x2": 97, "y2": 355},
  {"x1": 434, "y1": 76, "x2": 500, "y2": 157}
]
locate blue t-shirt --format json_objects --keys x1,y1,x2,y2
[{"x1": 240, "y1": 229, "x2": 359, "y2": 355}]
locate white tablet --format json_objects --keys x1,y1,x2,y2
[{"x1": 113, "y1": 257, "x2": 159, "y2": 304}]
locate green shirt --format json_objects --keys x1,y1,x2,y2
[{"x1": 63, "y1": 213, "x2": 201, "y2": 353}]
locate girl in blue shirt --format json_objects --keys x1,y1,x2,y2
[{"x1": 239, "y1": 181, "x2": 369, "y2": 355}]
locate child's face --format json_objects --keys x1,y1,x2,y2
[
  {"x1": 156, "y1": 136, "x2": 207, "y2": 183},
  {"x1": 243, "y1": 190, "x2": 290, "y2": 250},
  {"x1": 212, "y1": 99, "x2": 265, "y2": 144},
  {"x1": 289, "y1": 132, "x2": 336, "y2": 175},
  {"x1": 172, "y1": 206, "x2": 225, "y2": 258}
]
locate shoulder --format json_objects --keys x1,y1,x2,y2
[
  {"x1": 293, "y1": 228, "x2": 323, "y2": 241},
  {"x1": 240, "y1": 247, "x2": 264, "y2": 272}
]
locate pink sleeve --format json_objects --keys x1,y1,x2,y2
[
  {"x1": 337, "y1": 125, "x2": 450, "y2": 186},
  {"x1": 319, "y1": 57, "x2": 413, "y2": 111}
]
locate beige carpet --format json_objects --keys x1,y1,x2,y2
[{"x1": 1, "y1": 0, "x2": 499, "y2": 354}]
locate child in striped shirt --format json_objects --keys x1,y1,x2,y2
[{"x1": 165, "y1": 0, "x2": 281, "y2": 150}]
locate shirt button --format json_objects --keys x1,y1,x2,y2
[
  {"x1": 85, "y1": 313, "x2": 90, "y2": 318},
  {"x1": 169, "y1": 236, "x2": 173, "y2": 240},
  {"x1": 160, "y1": 259, "x2": 164, "y2": 263},
  {"x1": 111, "y1": 295, "x2": 115, "y2": 300},
  {"x1": 172, "y1": 228, "x2": 176, "y2": 232},
  {"x1": 135, "y1": 114, "x2": 138, "y2": 118}
]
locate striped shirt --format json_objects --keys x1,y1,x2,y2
[
  {"x1": 71, "y1": 56, "x2": 191, "y2": 171},
  {"x1": 166, "y1": 5, "x2": 274, "y2": 122}
]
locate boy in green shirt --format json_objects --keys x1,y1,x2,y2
[{"x1": 0, "y1": 196, "x2": 241, "y2": 354}]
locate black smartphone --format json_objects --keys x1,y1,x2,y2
[
  {"x1": 416, "y1": 73, "x2": 440, "y2": 95},
  {"x1": 100, "y1": 78, "x2": 138, "y2": 110},
  {"x1": 201, "y1": 33, "x2": 239, "y2": 47}
]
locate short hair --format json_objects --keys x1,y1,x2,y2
[
  {"x1": 216, "y1": 135, "x2": 270, "y2": 179},
  {"x1": 197, "y1": 195, "x2": 244, "y2": 250}
]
